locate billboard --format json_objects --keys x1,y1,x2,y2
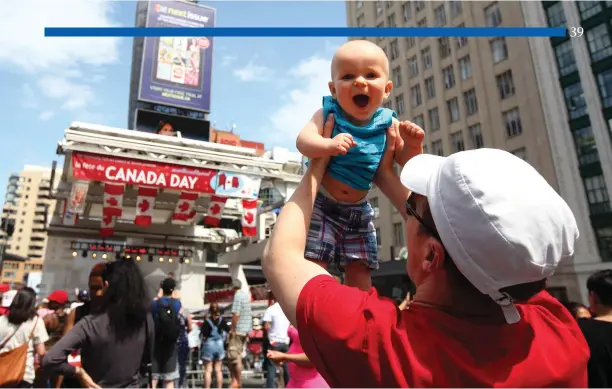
[{"x1": 139, "y1": 1, "x2": 216, "y2": 112}]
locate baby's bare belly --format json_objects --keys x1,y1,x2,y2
[{"x1": 321, "y1": 172, "x2": 369, "y2": 203}]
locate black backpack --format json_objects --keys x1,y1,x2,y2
[{"x1": 154, "y1": 299, "x2": 180, "y2": 344}]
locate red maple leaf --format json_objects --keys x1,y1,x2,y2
[
  {"x1": 244, "y1": 212, "x2": 254, "y2": 224},
  {"x1": 138, "y1": 199, "x2": 150, "y2": 213},
  {"x1": 210, "y1": 204, "x2": 221, "y2": 215},
  {"x1": 107, "y1": 197, "x2": 118, "y2": 207},
  {"x1": 187, "y1": 210, "x2": 196, "y2": 219},
  {"x1": 178, "y1": 201, "x2": 190, "y2": 213},
  {"x1": 103, "y1": 215, "x2": 112, "y2": 225}
]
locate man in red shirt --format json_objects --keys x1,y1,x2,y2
[{"x1": 262, "y1": 117, "x2": 589, "y2": 387}]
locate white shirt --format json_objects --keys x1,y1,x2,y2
[
  {"x1": 262, "y1": 302, "x2": 290, "y2": 344},
  {"x1": 0, "y1": 315, "x2": 49, "y2": 383}
]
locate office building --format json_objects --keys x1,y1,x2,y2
[
  {"x1": 345, "y1": 0, "x2": 612, "y2": 301},
  {"x1": 1, "y1": 165, "x2": 61, "y2": 284}
]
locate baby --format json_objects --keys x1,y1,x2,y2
[{"x1": 296, "y1": 40, "x2": 424, "y2": 290}]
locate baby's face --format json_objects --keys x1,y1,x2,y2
[{"x1": 329, "y1": 45, "x2": 392, "y2": 125}]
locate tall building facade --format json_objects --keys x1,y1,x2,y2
[
  {"x1": 345, "y1": 0, "x2": 612, "y2": 301},
  {"x1": 1, "y1": 166, "x2": 61, "y2": 284}
]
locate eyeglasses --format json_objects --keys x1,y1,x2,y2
[{"x1": 405, "y1": 197, "x2": 442, "y2": 242}]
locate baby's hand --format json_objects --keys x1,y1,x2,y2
[
  {"x1": 394, "y1": 120, "x2": 425, "y2": 167},
  {"x1": 326, "y1": 133, "x2": 356, "y2": 156}
]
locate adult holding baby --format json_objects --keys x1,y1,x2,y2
[{"x1": 263, "y1": 95, "x2": 589, "y2": 385}]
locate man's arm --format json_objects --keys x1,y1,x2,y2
[{"x1": 262, "y1": 116, "x2": 337, "y2": 326}]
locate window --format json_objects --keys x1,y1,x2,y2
[
  {"x1": 421, "y1": 47, "x2": 432, "y2": 69},
  {"x1": 564, "y1": 83, "x2": 587, "y2": 119},
  {"x1": 469, "y1": 123, "x2": 484, "y2": 148},
  {"x1": 408, "y1": 55, "x2": 419, "y2": 78},
  {"x1": 405, "y1": 36, "x2": 415, "y2": 50},
  {"x1": 458, "y1": 56, "x2": 472, "y2": 80},
  {"x1": 503, "y1": 107, "x2": 523, "y2": 137},
  {"x1": 376, "y1": 0, "x2": 384, "y2": 16},
  {"x1": 413, "y1": 114, "x2": 424, "y2": 129},
  {"x1": 415, "y1": 0, "x2": 425, "y2": 12},
  {"x1": 434, "y1": 4, "x2": 447, "y2": 25},
  {"x1": 464, "y1": 88, "x2": 478, "y2": 116},
  {"x1": 387, "y1": 13, "x2": 397, "y2": 27},
  {"x1": 447, "y1": 98, "x2": 460, "y2": 122},
  {"x1": 425, "y1": 76, "x2": 436, "y2": 99},
  {"x1": 392, "y1": 65, "x2": 402, "y2": 87},
  {"x1": 578, "y1": 1, "x2": 602, "y2": 20},
  {"x1": 586, "y1": 24, "x2": 612, "y2": 63},
  {"x1": 572, "y1": 126, "x2": 600, "y2": 165},
  {"x1": 511, "y1": 148, "x2": 527, "y2": 161},
  {"x1": 545, "y1": 2, "x2": 566, "y2": 27},
  {"x1": 402, "y1": 1, "x2": 411, "y2": 22},
  {"x1": 438, "y1": 37, "x2": 452, "y2": 59},
  {"x1": 456, "y1": 25, "x2": 468, "y2": 49},
  {"x1": 584, "y1": 175, "x2": 611, "y2": 215},
  {"x1": 596, "y1": 228, "x2": 612, "y2": 262},
  {"x1": 484, "y1": 2, "x2": 502, "y2": 27},
  {"x1": 411, "y1": 85, "x2": 422, "y2": 107},
  {"x1": 450, "y1": 0, "x2": 462, "y2": 18},
  {"x1": 371, "y1": 197, "x2": 379, "y2": 219},
  {"x1": 554, "y1": 40, "x2": 577, "y2": 76},
  {"x1": 496, "y1": 70, "x2": 515, "y2": 99},
  {"x1": 490, "y1": 38, "x2": 508, "y2": 63},
  {"x1": 356, "y1": 0, "x2": 364, "y2": 9},
  {"x1": 417, "y1": 17, "x2": 427, "y2": 27},
  {"x1": 383, "y1": 100, "x2": 393, "y2": 110},
  {"x1": 393, "y1": 222, "x2": 404, "y2": 245},
  {"x1": 597, "y1": 69, "x2": 612, "y2": 108},
  {"x1": 443, "y1": 65, "x2": 455, "y2": 89},
  {"x1": 451, "y1": 131, "x2": 465, "y2": 152},
  {"x1": 431, "y1": 140, "x2": 444, "y2": 156},
  {"x1": 357, "y1": 14, "x2": 365, "y2": 27},
  {"x1": 395, "y1": 93, "x2": 406, "y2": 115},
  {"x1": 3, "y1": 272, "x2": 15, "y2": 279},
  {"x1": 390, "y1": 39, "x2": 400, "y2": 60},
  {"x1": 428, "y1": 107, "x2": 440, "y2": 131}
]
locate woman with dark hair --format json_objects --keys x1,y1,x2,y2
[
  {"x1": 0, "y1": 287, "x2": 48, "y2": 388},
  {"x1": 563, "y1": 301, "x2": 592, "y2": 320},
  {"x1": 156, "y1": 121, "x2": 176, "y2": 136},
  {"x1": 42, "y1": 259, "x2": 154, "y2": 388}
]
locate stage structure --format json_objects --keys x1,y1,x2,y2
[{"x1": 41, "y1": 122, "x2": 302, "y2": 310}]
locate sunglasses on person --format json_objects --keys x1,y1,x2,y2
[{"x1": 405, "y1": 196, "x2": 442, "y2": 242}]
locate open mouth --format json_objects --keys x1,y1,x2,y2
[{"x1": 352, "y1": 94, "x2": 370, "y2": 108}]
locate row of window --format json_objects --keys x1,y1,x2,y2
[
  {"x1": 563, "y1": 70, "x2": 612, "y2": 120},
  {"x1": 546, "y1": 1, "x2": 612, "y2": 27}
]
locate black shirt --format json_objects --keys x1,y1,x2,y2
[
  {"x1": 200, "y1": 315, "x2": 229, "y2": 340},
  {"x1": 578, "y1": 318, "x2": 612, "y2": 388}
]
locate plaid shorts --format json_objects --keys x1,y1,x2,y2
[{"x1": 304, "y1": 191, "x2": 378, "y2": 269}]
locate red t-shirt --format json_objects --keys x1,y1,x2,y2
[{"x1": 296, "y1": 275, "x2": 589, "y2": 388}]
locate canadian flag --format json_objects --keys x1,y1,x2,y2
[
  {"x1": 172, "y1": 192, "x2": 199, "y2": 224},
  {"x1": 241, "y1": 199, "x2": 258, "y2": 237},
  {"x1": 103, "y1": 183, "x2": 125, "y2": 217},
  {"x1": 100, "y1": 214, "x2": 115, "y2": 237},
  {"x1": 134, "y1": 186, "x2": 158, "y2": 226},
  {"x1": 204, "y1": 196, "x2": 228, "y2": 227}
]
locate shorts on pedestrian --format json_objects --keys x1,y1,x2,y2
[
  {"x1": 152, "y1": 344, "x2": 180, "y2": 381},
  {"x1": 201, "y1": 339, "x2": 225, "y2": 362},
  {"x1": 304, "y1": 190, "x2": 378, "y2": 269},
  {"x1": 227, "y1": 334, "x2": 247, "y2": 366}
]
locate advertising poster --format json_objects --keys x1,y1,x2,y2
[
  {"x1": 211, "y1": 171, "x2": 262, "y2": 200},
  {"x1": 139, "y1": 1, "x2": 216, "y2": 112}
]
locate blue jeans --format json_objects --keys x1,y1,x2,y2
[{"x1": 265, "y1": 343, "x2": 289, "y2": 388}]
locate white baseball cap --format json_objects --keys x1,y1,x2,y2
[{"x1": 400, "y1": 149, "x2": 579, "y2": 324}]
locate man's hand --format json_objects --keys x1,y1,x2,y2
[
  {"x1": 75, "y1": 367, "x2": 101, "y2": 389},
  {"x1": 394, "y1": 120, "x2": 425, "y2": 167},
  {"x1": 325, "y1": 132, "x2": 356, "y2": 156}
]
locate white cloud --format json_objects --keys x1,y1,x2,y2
[
  {"x1": 233, "y1": 61, "x2": 274, "y2": 82},
  {"x1": 39, "y1": 111, "x2": 55, "y2": 121},
  {"x1": 38, "y1": 75, "x2": 95, "y2": 111},
  {"x1": 221, "y1": 55, "x2": 237, "y2": 66},
  {"x1": 268, "y1": 56, "x2": 331, "y2": 143},
  {"x1": 0, "y1": 0, "x2": 120, "y2": 72},
  {"x1": 21, "y1": 84, "x2": 38, "y2": 109}
]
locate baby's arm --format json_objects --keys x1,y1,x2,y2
[{"x1": 296, "y1": 109, "x2": 356, "y2": 158}]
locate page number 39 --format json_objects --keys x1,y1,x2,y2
[{"x1": 569, "y1": 27, "x2": 584, "y2": 38}]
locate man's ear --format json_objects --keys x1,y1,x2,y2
[{"x1": 423, "y1": 240, "x2": 445, "y2": 271}]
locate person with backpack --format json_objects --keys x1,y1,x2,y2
[
  {"x1": 0, "y1": 287, "x2": 48, "y2": 388},
  {"x1": 200, "y1": 302, "x2": 229, "y2": 389},
  {"x1": 151, "y1": 278, "x2": 182, "y2": 389}
]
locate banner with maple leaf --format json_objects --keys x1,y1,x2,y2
[
  {"x1": 103, "y1": 183, "x2": 125, "y2": 217},
  {"x1": 241, "y1": 198, "x2": 258, "y2": 237},
  {"x1": 204, "y1": 195, "x2": 228, "y2": 227},
  {"x1": 134, "y1": 186, "x2": 158, "y2": 226},
  {"x1": 100, "y1": 213, "x2": 115, "y2": 237},
  {"x1": 172, "y1": 192, "x2": 199, "y2": 225}
]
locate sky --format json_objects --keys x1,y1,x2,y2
[{"x1": 0, "y1": 0, "x2": 347, "y2": 201}]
